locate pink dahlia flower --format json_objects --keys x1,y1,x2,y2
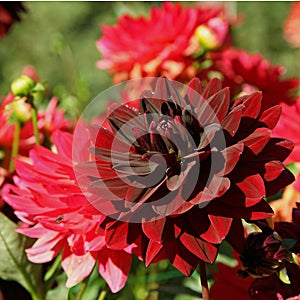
[
  {"x1": 97, "y1": 2, "x2": 228, "y2": 82},
  {"x1": 2, "y1": 131, "x2": 132, "y2": 293}
]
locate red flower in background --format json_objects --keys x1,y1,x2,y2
[
  {"x1": 97, "y1": 2, "x2": 228, "y2": 82},
  {"x1": 76, "y1": 77, "x2": 294, "y2": 277},
  {"x1": 0, "y1": 2, "x2": 25, "y2": 38},
  {"x1": 211, "y1": 250, "x2": 300, "y2": 300},
  {"x1": 283, "y1": 2, "x2": 300, "y2": 48},
  {"x1": 2, "y1": 131, "x2": 132, "y2": 293},
  {"x1": 210, "y1": 252, "x2": 253, "y2": 300},
  {"x1": 205, "y1": 48, "x2": 299, "y2": 111}
]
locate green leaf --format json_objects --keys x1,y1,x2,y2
[
  {"x1": 282, "y1": 238, "x2": 297, "y2": 250},
  {"x1": 46, "y1": 272, "x2": 68, "y2": 300},
  {"x1": 0, "y1": 212, "x2": 44, "y2": 300},
  {"x1": 67, "y1": 290, "x2": 76, "y2": 300},
  {"x1": 32, "y1": 82, "x2": 46, "y2": 93},
  {"x1": 286, "y1": 163, "x2": 299, "y2": 177},
  {"x1": 152, "y1": 285, "x2": 200, "y2": 297},
  {"x1": 215, "y1": 253, "x2": 238, "y2": 268}
]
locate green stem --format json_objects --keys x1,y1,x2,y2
[
  {"x1": 199, "y1": 261, "x2": 210, "y2": 300},
  {"x1": 9, "y1": 121, "x2": 21, "y2": 172},
  {"x1": 75, "y1": 277, "x2": 90, "y2": 300},
  {"x1": 31, "y1": 106, "x2": 40, "y2": 145},
  {"x1": 97, "y1": 284, "x2": 109, "y2": 300},
  {"x1": 44, "y1": 254, "x2": 62, "y2": 291}
]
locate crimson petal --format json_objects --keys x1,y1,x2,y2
[
  {"x1": 241, "y1": 128, "x2": 271, "y2": 155},
  {"x1": 145, "y1": 240, "x2": 164, "y2": 266},
  {"x1": 142, "y1": 217, "x2": 166, "y2": 242},
  {"x1": 236, "y1": 174, "x2": 266, "y2": 207},
  {"x1": 259, "y1": 105, "x2": 282, "y2": 129},
  {"x1": 105, "y1": 221, "x2": 130, "y2": 249},
  {"x1": 200, "y1": 215, "x2": 232, "y2": 244},
  {"x1": 179, "y1": 232, "x2": 218, "y2": 263},
  {"x1": 221, "y1": 105, "x2": 243, "y2": 137},
  {"x1": 221, "y1": 143, "x2": 244, "y2": 175}
]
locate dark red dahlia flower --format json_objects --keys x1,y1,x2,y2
[
  {"x1": 2, "y1": 131, "x2": 132, "y2": 293},
  {"x1": 0, "y1": 2, "x2": 25, "y2": 38},
  {"x1": 205, "y1": 48, "x2": 299, "y2": 111},
  {"x1": 97, "y1": 2, "x2": 228, "y2": 82},
  {"x1": 75, "y1": 77, "x2": 294, "y2": 276}
]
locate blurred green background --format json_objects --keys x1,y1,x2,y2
[{"x1": 0, "y1": 2, "x2": 299, "y2": 120}]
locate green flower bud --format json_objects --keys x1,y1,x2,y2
[
  {"x1": 5, "y1": 98, "x2": 32, "y2": 123},
  {"x1": 11, "y1": 75, "x2": 35, "y2": 97},
  {"x1": 195, "y1": 25, "x2": 219, "y2": 51}
]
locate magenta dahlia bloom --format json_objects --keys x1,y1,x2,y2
[
  {"x1": 206, "y1": 48, "x2": 299, "y2": 111},
  {"x1": 2, "y1": 131, "x2": 132, "y2": 293},
  {"x1": 97, "y1": 2, "x2": 228, "y2": 82},
  {"x1": 76, "y1": 77, "x2": 294, "y2": 276}
]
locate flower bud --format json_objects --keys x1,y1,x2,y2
[
  {"x1": 11, "y1": 75, "x2": 35, "y2": 97},
  {"x1": 239, "y1": 231, "x2": 288, "y2": 278},
  {"x1": 195, "y1": 18, "x2": 229, "y2": 51},
  {"x1": 5, "y1": 98, "x2": 32, "y2": 123}
]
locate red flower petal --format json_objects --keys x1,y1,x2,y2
[
  {"x1": 221, "y1": 105, "x2": 243, "y2": 136},
  {"x1": 236, "y1": 174, "x2": 266, "y2": 207},
  {"x1": 241, "y1": 92, "x2": 262, "y2": 119},
  {"x1": 98, "y1": 248, "x2": 132, "y2": 293},
  {"x1": 264, "y1": 161, "x2": 285, "y2": 182},
  {"x1": 145, "y1": 240, "x2": 164, "y2": 266},
  {"x1": 200, "y1": 215, "x2": 232, "y2": 244},
  {"x1": 142, "y1": 218, "x2": 166, "y2": 243},
  {"x1": 105, "y1": 221, "x2": 130, "y2": 249},
  {"x1": 62, "y1": 250, "x2": 96, "y2": 288},
  {"x1": 241, "y1": 128, "x2": 271, "y2": 155},
  {"x1": 221, "y1": 143, "x2": 244, "y2": 175},
  {"x1": 179, "y1": 232, "x2": 218, "y2": 263},
  {"x1": 259, "y1": 105, "x2": 282, "y2": 130},
  {"x1": 203, "y1": 77, "x2": 222, "y2": 99},
  {"x1": 206, "y1": 88, "x2": 230, "y2": 123},
  {"x1": 164, "y1": 237, "x2": 200, "y2": 276}
]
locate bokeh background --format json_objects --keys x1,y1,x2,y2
[{"x1": 0, "y1": 2, "x2": 299, "y2": 120}]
